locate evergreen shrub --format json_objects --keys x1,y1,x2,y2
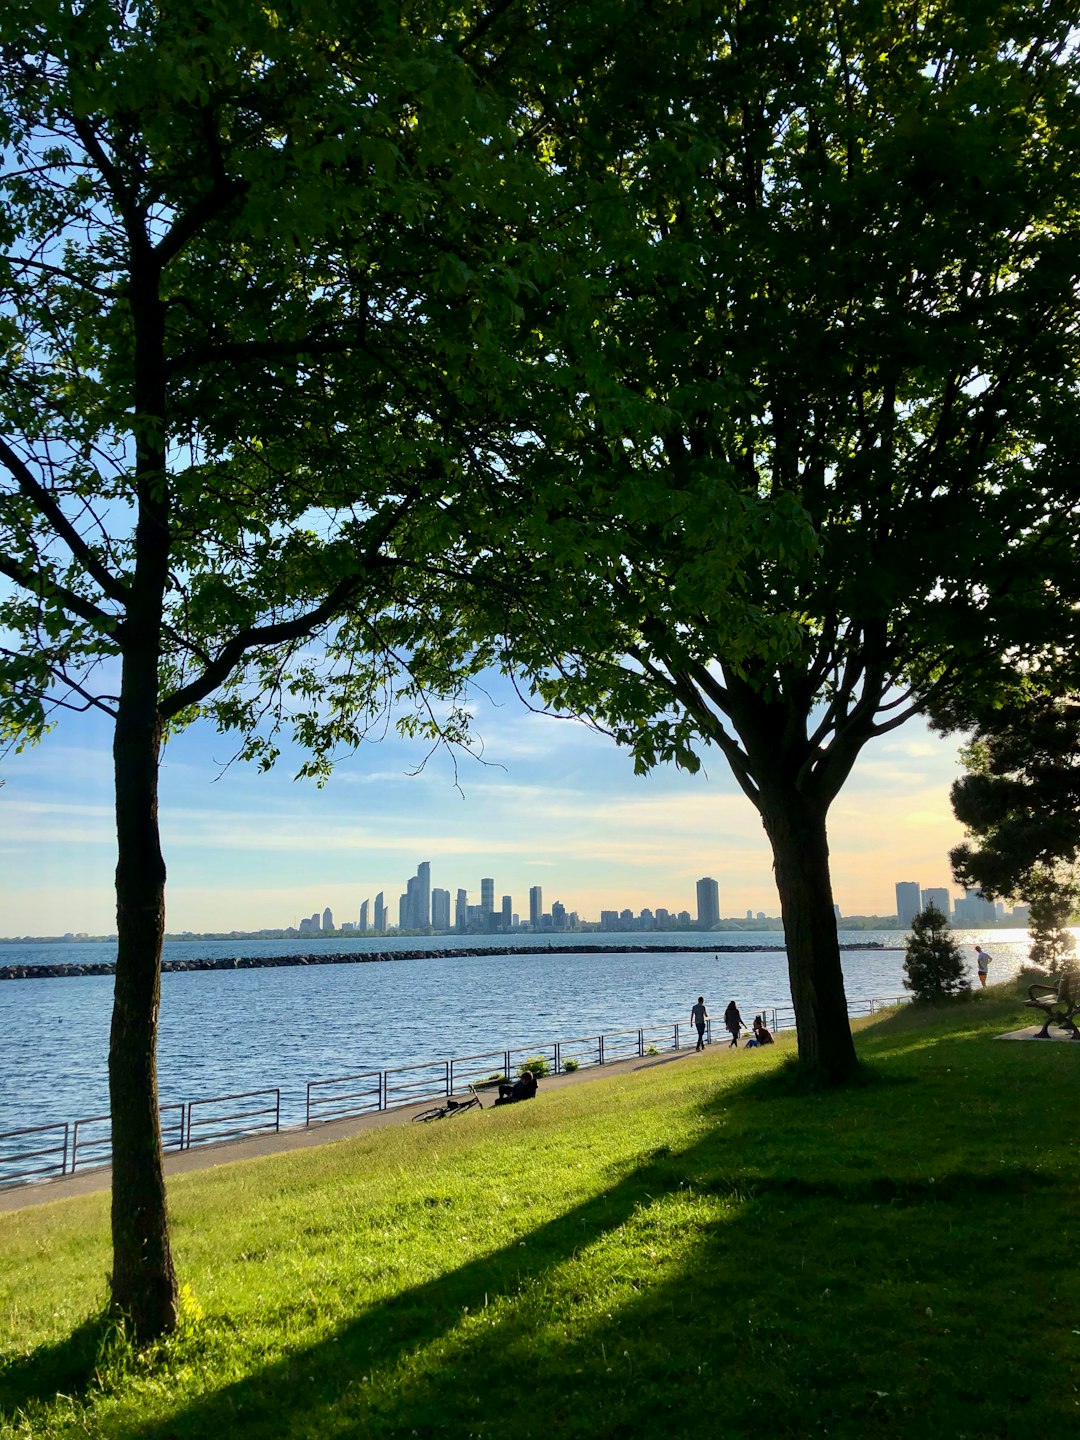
[{"x1": 903, "y1": 903, "x2": 971, "y2": 1002}]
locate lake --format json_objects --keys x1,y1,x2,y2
[{"x1": 0, "y1": 929, "x2": 1039, "y2": 1137}]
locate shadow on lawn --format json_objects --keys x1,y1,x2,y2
[
  {"x1": 0, "y1": 1314, "x2": 113, "y2": 1416},
  {"x1": 4, "y1": 1021, "x2": 1070, "y2": 1438},
  {"x1": 41, "y1": 1057, "x2": 1067, "y2": 1440}
]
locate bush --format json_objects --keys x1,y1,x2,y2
[
  {"x1": 561, "y1": 1058, "x2": 580, "y2": 1073},
  {"x1": 903, "y1": 904, "x2": 970, "y2": 1002},
  {"x1": 645, "y1": 1044, "x2": 660, "y2": 1056},
  {"x1": 518, "y1": 1054, "x2": 550, "y2": 1078}
]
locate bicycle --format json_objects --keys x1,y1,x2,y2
[{"x1": 411, "y1": 1094, "x2": 482, "y2": 1123}]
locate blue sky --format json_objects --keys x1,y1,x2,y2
[{"x1": 0, "y1": 669, "x2": 968, "y2": 936}]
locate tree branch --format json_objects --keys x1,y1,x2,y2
[{"x1": 0, "y1": 439, "x2": 130, "y2": 604}]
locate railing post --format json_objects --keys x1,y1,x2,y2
[
  {"x1": 444, "y1": 1060, "x2": 450, "y2": 1097},
  {"x1": 554, "y1": 1042, "x2": 561, "y2": 1074},
  {"x1": 62, "y1": 1122, "x2": 69, "y2": 1176},
  {"x1": 675, "y1": 1023, "x2": 680, "y2": 1050},
  {"x1": 504, "y1": 1050, "x2": 511, "y2": 1080},
  {"x1": 274, "y1": 1089, "x2": 280, "y2": 1134},
  {"x1": 638, "y1": 1028, "x2": 644, "y2": 1058},
  {"x1": 599, "y1": 1034, "x2": 605, "y2": 1066}
]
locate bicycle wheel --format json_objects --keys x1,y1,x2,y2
[{"x1": 412, "y1": 1105, "x2": 446, "y2": 1124}]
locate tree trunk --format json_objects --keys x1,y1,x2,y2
[
  {"x1": 109, "y1": 656, "x2": 176, "y2": 1338},
  {"x1": 759, "y1": 791, "x2": 860, "y2": 1084}
]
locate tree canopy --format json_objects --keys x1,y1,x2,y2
[
  {"x1": 470, "y1": 0, "x2": 1080, "y2": 1081},
  {"x1": 0, "y1": 0, "x2": 559, "y2": 1337},
  {"x1": 948, "y1": 697, "x2": 1080, "y2": 903}
]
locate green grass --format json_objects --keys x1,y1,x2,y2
[{"x1": 2, "y1": 985, "x2": 1079, "y2": 1438}]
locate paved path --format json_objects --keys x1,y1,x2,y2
[
  {"x1": 0, "y1": 1046, "x2": 710, "y2": 1214},
  {"x1": 997, "y1": 1024, "x2": 1080, "y2": 1042}
]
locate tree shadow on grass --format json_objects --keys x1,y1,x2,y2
[
  {"x1": 0, "y1": 1313, "x2": 113, "y2": 1417},
  {"x1": 55, "y1": 1064, "x2": 1078, "y2": 1440},
  {"x1": 5, "y1": 1033, "x2": 1076, "y2": 1438}
]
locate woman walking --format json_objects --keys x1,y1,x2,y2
[{"x1": 723, "y1": 1000, "x2": 744, "y2": 1048}]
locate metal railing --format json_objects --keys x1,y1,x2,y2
[
  {"x1": 2, "y1": 994, "x2": 911, "y2": 1190},
  {"x1": 71, "y1": 1104, "x2": 185, "y2": 1174},
  {"x1": 449, "y1": 1049, "x2": 512, "y2": 1092},
  {"x1": 186, "y1": 1089, "x2": 280, "y2": 1149},
  {"x1": 0, "y1": 1122, "x2": 69, "y2": 1188},
  {"x1": 306, "y1": 1070, "x2": 383, "y2": 1127}
]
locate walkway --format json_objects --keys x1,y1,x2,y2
[{"x1": 0, "y1": 1045, "x2": 710, "y2": 1214}]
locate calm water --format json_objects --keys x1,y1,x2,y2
[{"x1": 0, "y1": 929, "x2": 1040, "y2": 1136}]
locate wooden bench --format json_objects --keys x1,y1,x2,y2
[{"x1": 1025, "y1": 970, "x2": 1080, "y2": 1040}]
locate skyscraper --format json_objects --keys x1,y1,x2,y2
[
  {"x1": 358, "y1": 899, "x2": 369, "y2": 932},
  {"x1": 529, "y1": 885, "x2": 543, "y2": 928},
  {"x1": 921, "y1": 887, "x2": 951, "y2": 917},
  {"x1": 416, "y1": 861, "x2": 431, "y2": 930},
  {"x1": 455, "y1": 888, "x2": 468, "y2": 931},
  {"x1": 501, "y1": 894, "x2": 512, "y2": 930},
  {"x1": 696, "y1": 877, "x2": 720, "y2": 929},
  {"x1": 895, "y1": 881, "x2": 921, "y2": 926},
  {"x1": 322, "y1": 907, "x2": 334, "y2": 932},
  {"x1": 431, "y1": 887, "x2": 451, "y2": 931},
  {"x1": 480, "y1": 877, "x2": 495, "y2": 920},
  {"x1": 373, "y1": 891, "x2": 386, "y2": 932}
]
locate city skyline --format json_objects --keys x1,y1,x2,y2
[{"x1": 0, "y1": 669, "x2": 973, "y2": 936}]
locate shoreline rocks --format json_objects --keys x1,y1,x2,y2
[{"x1": 0, "y1": 940, "x2": 889, "y2": 981}]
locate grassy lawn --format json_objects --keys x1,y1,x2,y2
[{"x1": 2, "y1": 983, "x2": 1078, "y2": 1438}]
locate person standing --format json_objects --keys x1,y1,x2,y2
[
  {"x1": 690, "y1": 996, "x2": 710, "y2": 1051},
  {"x1": 723, "y1": 999, "x2": 744, "y2": 1048},
  {"x1": 975, "y1": 945, "x2": 992, "y2": 987}
]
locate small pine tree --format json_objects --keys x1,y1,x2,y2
[{"x1": 903, "y1": 904, "x2": 970, "y2": 1003}]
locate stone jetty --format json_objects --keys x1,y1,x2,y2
[{"x1": 0, "y1": 940, "x2": 885, "y2": 981}]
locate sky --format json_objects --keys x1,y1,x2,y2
[{"x1": 0, "y1": 669, "x2": 970, "y2": 937}]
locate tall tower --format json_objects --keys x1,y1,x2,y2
[
  {"x1": 480, "y1": 877, "x2": 495, "y2": 920},
  {"x1": 359, "y1": 899, "x2": 369, "y2": 932},
  {"x1": 322, "y1": 907, "x2": 334, "y2": 933},
  {"x1": 501, "y1": 894, "x2": 512, "y2": 930},
  {"x1": 921, "y1": 887, "x2": 950, "y2": 917},
  {"x1": 529, "y1": 885, "x2": 543, "y2": 928},
  {"x1": 416, "y1": 861, "x2": 431, "y2": 930},
  {"x1": 895, "y1": 881, "x2": 921, "y2": 926},
  {"x1": 431, "y1": 887, "x2": 451, "y2": 930},
  {"x1": 696, "y1": 877, "x2": 720, "y2": 929},
  {"x1": 455, "y1": 888, "x2": 468, "y2": 930},
  {"x1": 373, "y1": 892, "x2": 386, "y2": 932}
]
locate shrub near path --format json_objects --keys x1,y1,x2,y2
[{"x1": 1, "y1": 990, "x2": 1078, "y2": 1439}]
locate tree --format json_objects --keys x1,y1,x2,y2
[
  {"x1": 940, "y1": 694, "x2": 1080, "y2": 969},
  {"x1": 476, "y1": 0, "x2": 1080, "y2": 1082},
  {"x1": 0, "y1": 0, "x2": 555, "y2": 1339},
  {"x1": 902, "y1": 904, "x2": 969, "y2": 1003},
  {"x1": 947, "y1": 697, "x2": 1080, "y2": 902},
  {"x1": 1027, "y1": 879, "x2": 1078, "y2": 974}
]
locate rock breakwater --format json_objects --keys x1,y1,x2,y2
[{"x1": 0, "y1": 940, "x2": 885, "y2": 981}]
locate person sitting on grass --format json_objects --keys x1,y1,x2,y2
[
  {"x1": 753, "y1": 1015, "x2": 773, "y2": 1046},
  {"x1": 496, "y1": 1068, "x2": 538, "y2": 1105}
]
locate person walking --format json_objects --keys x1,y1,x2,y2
[
  {"x1": 690, "y1": 996, "x2": 710, "y2": 1051},
  {"x1": 723, "y1": 1000, "x2": 744, "y2": 1048},
  {"x1": 975, "y1": 945, "x2": 992, "y2": 987}
]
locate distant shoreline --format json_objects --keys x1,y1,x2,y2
[{"x1": 0, "y1": 940, "x2": 893, "y2": 981}]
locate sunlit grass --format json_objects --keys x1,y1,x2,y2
[{"x1": 2, "y1": 984, "x2": 1078, "y2": 1438}]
